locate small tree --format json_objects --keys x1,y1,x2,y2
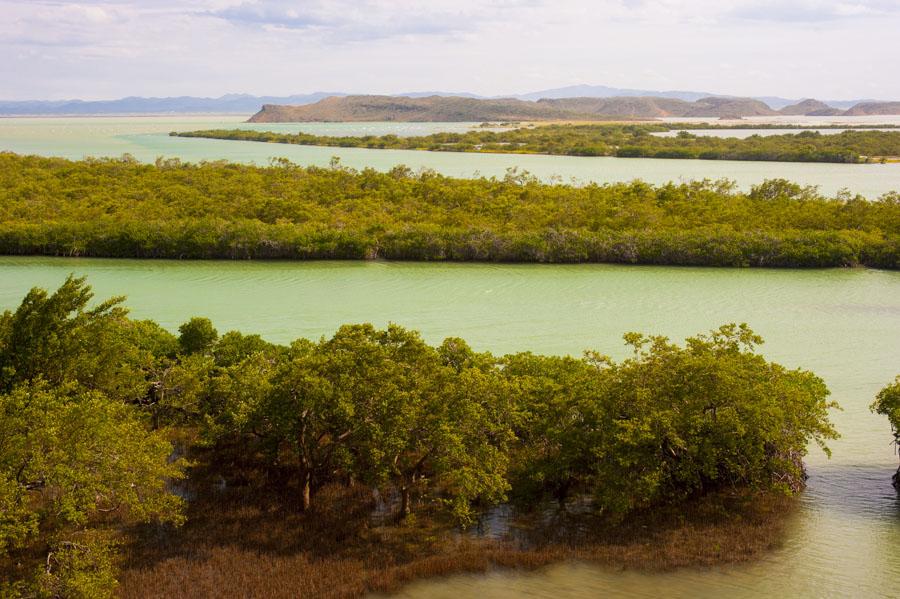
[
  {"x1": 0, "y1": 275, "x2": 148, "y2": 402},
  {"x1": 872, "y1": 377, "x2": 900, "y2": 489},
  {"x1": 327, "y1": 325, "x2": 514, "y2": 525},
  {"x1": 178, "y1": 317, "x2": 218, "y2": 355},
  {"x1": 0, "y1": 383, "x2": 185, "y2": 597}
]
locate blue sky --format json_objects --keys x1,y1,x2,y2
[{"x1": 2, "y1": 0, "x2": 899, "y2": 100}]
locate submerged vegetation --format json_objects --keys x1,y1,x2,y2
[
  {"x1": 0, "y1": 278, "x2": 838, "y2": 597},
  {"x1": 173, "y1": 124, "x2": 900, "y2": 163},
  {"x1": 2, "y1": 152, "x2": 900, "y2": 268}
]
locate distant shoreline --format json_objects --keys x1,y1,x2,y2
[
  {"x1": 173, "y1": 124, "x2": 900, "y2": 164},
  {"x1": 0, "y1": 113, "x2": 253, "y2": 119}
]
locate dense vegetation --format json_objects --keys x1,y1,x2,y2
[
  {"x1": 872, "y1": 377, "x2": 900, "y2": 488},
  {"x1": 3, "y1": 153, "x2": 900, "y2": 268},
  {"x1": 174, "y1": 124, "x2": 900, "y2": 162},
  {"x1": 1, "y1": 278, "x2": 838, "y2": 597}
]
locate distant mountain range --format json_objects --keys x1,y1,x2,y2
[
  {"x1": 248, "y1": 94, "x2": 900, "y2": 123},
  {"x1": 0, "y1": 85, "x2": 891, "y2": 116},
  {"x1": 513, "y1": 85, "x2": 870, "y2": 110},
  {"x1": 0, "y1": 93, "x2": 346, "y2": 116}
]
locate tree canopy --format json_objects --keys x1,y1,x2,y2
[
  {"x1": 0, "y1": 278, "x2": 841, "y2": 595},
  {"x1": 2, "y1": 153, "x2": 899, "y2": 268},
  {"x1": 872, "y1": 377, "x2": 900, "y2": 488},
  {"x1": 173, "y1": 124, "x2": 900, "y2": 163},
  {"x1": 0, "y1": 277, "x2": 186, "y2": 598}
]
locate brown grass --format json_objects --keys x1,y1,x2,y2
[{"x1": 118, "y1": 451, "x2": 797, "y2": 599}]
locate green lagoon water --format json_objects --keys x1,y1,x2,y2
[
  {"x1": 2, "y1": 116, "x2": 900, "y2": 197},
  {"x1": 0, "y1": 257, "x2": 898, "y2": 597},
  {"x1": 2, "y1": 115, "x2": 899, "y2": 595}
]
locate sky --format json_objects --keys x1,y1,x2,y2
[{"x1": 2, "y1": 0, "x2": 899, "y2": 101}]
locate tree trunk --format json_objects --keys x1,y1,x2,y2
[
  {"x1": 300, "y1": 467, "x2": 311, "y2": 512},
  {"x1": 399, "y1": 485, "x2": 411, "y2": 520}
]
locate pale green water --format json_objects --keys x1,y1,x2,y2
[
  {"x1": 2, "y1": 116, "x2": 899, "y2": 197},
  {"x1": 0, "y1": 258, "x2": 897, "y2": 597}
]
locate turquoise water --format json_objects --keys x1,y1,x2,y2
[
  {"x1": 2, "y1": 116, "x2": 899, "y2": 197},
  {"x1": 2, "y1": 113, "x2": 899, "y2": 595},
  {"x1": 1, "y1": 257, "x2": 898, "y2": 597}
]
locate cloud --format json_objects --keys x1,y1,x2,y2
[
  {"x1": 1, "y1": 0, "x2": 899, "y2": 100},
  {"x1": 203, "y1": 0, "x2": 518, "y2": 41},
  {"x1": 728, "y1": 0, "x2": 900, "y2": 23}
]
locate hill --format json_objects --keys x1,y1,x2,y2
[
  {"x1": 4, "y1": 87, "x2": 894, "y2": 117},
  {"x1": 679, "y1": 96, "x2": 777, "y2": 117},
  {"x1": 247, "y1": 95, "x2": 602, "y2": 122},
  {"x1": 250, "y1": 94, "x2": 783, "y2": 122},
  {"x1": 536, "y1": 96, "x2": 691, "y2": 118},
  {"x1": 6, "y1": 89, "x2": 897, "y2": 119},
  {"x1": 779, "y1": 99, "x2": 843, "y2": 116},
  {"x1": 843, "y1": 101, "x2": 900, "y2": 116}
]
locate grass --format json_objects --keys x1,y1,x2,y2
[{"x1": 117, "y1": 446, "x2": 797, "y2": 599}]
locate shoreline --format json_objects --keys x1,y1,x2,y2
[
  {"x1": 119, "y1": 471, "x2": 798, "y2": 599},
  {"x1": 172, "y1": 125, "x2": 900, "y2": 164}
]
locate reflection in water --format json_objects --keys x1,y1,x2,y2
[{"x1": 0, "y1": 258, "x2": 898, "y2": 597}]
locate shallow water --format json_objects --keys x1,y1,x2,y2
[
  {"x1": 0, "y1": 257, "x2": 897, "y2": 597},
  {"x1": 2, "y1": 116, "x2": 899, "y2": 197}
]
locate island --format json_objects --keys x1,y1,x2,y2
[
  {"x1": 173, "y1": 123, "x2": 900, "y2": 163},
  {"x1": 1, "y1": 277, "x2": 837, "y2": 597},
  {"x1": 2, "y1": 152, "x2": 898, "y2": 269}
]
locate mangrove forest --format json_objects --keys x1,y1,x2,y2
[
  {"x1": 2, "y1": 152, "x2": 900, "y2": 268},
  {"x1": 0, "y1": 277, "x2": 839, "y2": 597},
  {"x1": 172, "y1": 124, "x2": 900, "y2": 163}
]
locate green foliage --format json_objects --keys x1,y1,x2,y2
[
  {"x1": 0, "y1": 382, "x2": 186, "y2": 596},
  {"x1": 871, "y1": 377, "x2": 900, "y2": 487},
  {"x1": 178, "y1": 317, "x2": 218, "y2": 355},
  {"x1": 0, "y1": 278, "x2": 843, "y2": 593},
  {"x1": 873, "y1": 378, "x2": 900, "y2": 442},
  {"x1": 174, "y1": 124, "x2": 900, "y2": 163},
  {"x1": 502, "y1": 352, "x2": 602, "y2": 501},
  {"x1": 2, "y1": 153, "x2": 899, "y2": 267},
  {"x1": 588, "y1": 325, "x2": 837, "y2": 514},
  {"x1": 506, "y1": 325, "x2": 838, "y2": 516},
  {"x1": 36, "y1": 531, "x2": 119, "y2": 599},
  {"x1": 313, "y1": 324, "x2": 515, "y2": 524},
  {"x1": 0, "y1": 278, "x2": 186, "y2": 595},
  {"x1": 0, "y1": 274, "x2": 147, "y2": 401},
  {"x1": 198, "y1": 317, "x2": 836, "y2": 522}
]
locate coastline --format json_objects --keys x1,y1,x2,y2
[{"x1": 119, "y1": 462, "x2": 798, "y2": 599}]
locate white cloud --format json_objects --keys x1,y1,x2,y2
[{"x1": 0, "y1": 0, "x2": 898, "y2": 100}]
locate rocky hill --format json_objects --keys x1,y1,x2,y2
[
  {"x1": 779, "y1": 99, "x2": 843, "y2": 116},
  {"x1": 843, "y1": 101, "x2": 900, "y2": 116},
  {"x1": 247, "y1": 95, "x2": 599, "y2": 122},
  {"x1": 248, "y1": 94, "x2": 900, "y2": 123},
  {"x1": 249, "y1": 94, "x2": 779, "y2": 122},
  {"x1": 536, "y1": 96, "x2": 691, "y2": 118},
  {"x1": 680, "y1": 96, "x2": 777, "y2": 117}
]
